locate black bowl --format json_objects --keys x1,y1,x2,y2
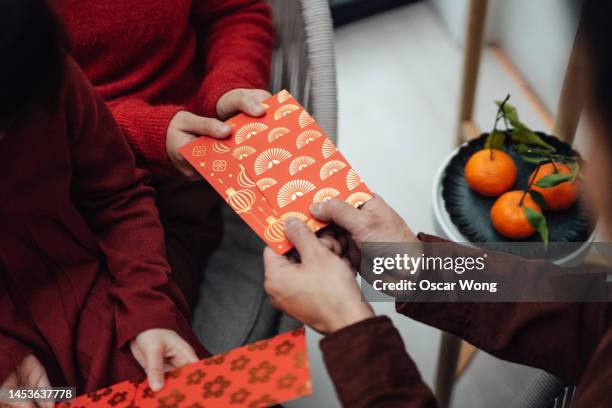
[{"x1": 441, "y1": 133, "x2": 595, "y2": 259}]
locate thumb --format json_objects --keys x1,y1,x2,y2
[
  {"x1": 166, "y1": 336, "x2": 198, "y2": 369},
  {"x1": 310, "y1": 199, "x2": 367, "y2": 235},
  {"x1": 143, "y1": 345, "x2": 165, "y2": 392},
  {"x1": 238, "y1": 93, "x2": 267, "y2": 117},
  {"x1": 283, "y1": 218, "x2": 323, "y2": 261}
]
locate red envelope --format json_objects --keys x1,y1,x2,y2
[
  {"x1": 57, "y1": 328, "x2": 311, "y2": 408},
  {"x1": 179, "y1": 90, "x2": 373, "y2": 254}
]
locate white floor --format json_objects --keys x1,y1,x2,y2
[{"x1": 287, "y1": 2, "x2": 551, "y2": 407}]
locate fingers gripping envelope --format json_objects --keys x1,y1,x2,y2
[
  {"x1": 179, "y1": 90, "x2": 373, "y2": 254},
  {"x1": 59, "y1": 329, "x2": 311, "y2": 407}
]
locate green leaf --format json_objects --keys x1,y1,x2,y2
[
  {"x1": 515, "y1": 144, "x2": 554, "y2": 155},
  {"x1": 485, "y1": 130, "x2": 506, "y2": 150},
  {"x1": 520, "y1": 154, "x2": 551, "y2": 165},
  {"x1": 534, "y1": 172, "x2": 573, "y2": 188},
  {"x1": 511, "y1": 127, "x2": 556, "y2": 151},
  {"x1": 528, "y1": 189, "x2": 549, "y2": 210},
  {"x1": 495, "y1": 100, "x2": 520, "y2": 124},
  {"x1": 568, "y1": 160, "x2": 580, "y2": 182},
  {"x1": 524, "y1": 207, "x2": 549, "y2": 245}
]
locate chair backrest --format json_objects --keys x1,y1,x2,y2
[{"x1": 268, "y1": 0, "x2": 338, "y2": 144}]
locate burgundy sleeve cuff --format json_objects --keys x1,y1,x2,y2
[
  {"x1": 114, "y1": 298, "x2": 186, "y2": 349},
  {"x1": 395, "y1": 232, "x2": 474, "y2": 334},
  {"x1": 110, "y1": 100, "x2": 184, "y2": 170},
  {"x1": 321, "y1": 316, "x2": 436, "y2": 407}
]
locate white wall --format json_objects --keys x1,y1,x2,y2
[{"x1": 430, "y1": 0, "x2": 580, "y2": 113}]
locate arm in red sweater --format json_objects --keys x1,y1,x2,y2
[
  {"x1": 108, "y1": 100, "x2": 182, "y2": 171},
  {"x1": 397, "y1": 234, "x2": 612, "y2": 385},
  {"x1": 321, "y1": 316, "x2": 438, "y2": 408},
  {"x1": 190, "y1": 0, "x2": 275, "y2": 118},
  {"x1": 65, "y1": 58, "x2": 189, "y2": 347}
]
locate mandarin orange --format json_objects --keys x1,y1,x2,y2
[
  {"x1": 490, "y1": 190, "x2": 542, "y2": 239},
  {"x1": 529, "y1": 162, "x2": 578, "y2": 211},
  {"x1": 465, "y1": 149, "x2": 517, "y2": 197}
]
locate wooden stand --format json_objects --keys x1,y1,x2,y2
[{"x1": 437, "y1": 1, "x2": 584, "y2": 406}]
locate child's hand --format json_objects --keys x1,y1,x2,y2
[
  {"x1": 166, "y1": 111, "x2": 232, "y2": 179},
  {"x1": 130, "y1": 329, "x2": 198, "y2": 392},
  {"x1": 0, "y1": 354, "x2": 53, "y2": 408},
  {"x1": 216, "y1": 88, "x2": 271, "y2": 121}
]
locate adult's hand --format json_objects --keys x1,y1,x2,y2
[
  {"x1": 130, "y1": 329, "x2": 198, "y2": 392},
  {"x1": 264, "y1": 218, "x2": 374, "y2": 335},
  {"x1": 310, "y1": 195, "x2": 417, "y2": 244},
  {"x1": 216, "y1": 88, "x2": 271, "y2": 121},
  {"x1": 166, "y1": 111, "x2": 231, "y2": 180},
  {"x1": 0, "y1": 355, "x2": 53, "y2": 408}
]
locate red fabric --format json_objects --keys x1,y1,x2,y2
[
  {"x1": 55, "y1": 0, "x2": 275, "y2": 170},
  {"x1": 0, "y1": 58, "x2": 207, "y2": 393},
  {"x1": 59, "y1": 328, "x2": 311, "y2": 408},
  {"x1": 320, "y1": 234, "x2": 612, "y2": 407}
]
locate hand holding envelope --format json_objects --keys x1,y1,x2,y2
[{"x1": 179, "y1": 90, "x2": 373, "y2": 254}]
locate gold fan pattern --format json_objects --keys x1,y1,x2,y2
[
  {"x1": 313, "y1": 188, "x2": 341, "y2": 203},
  {"x1": 289, "y1": 156, "x2": 316, "y2": 176},
  {"x1": 256, "y1": 177, "x2": 278, "y2": 191},
  {"x1": 321, "y1": 139, "x2": 337, "y2": 159},
  {"x1": 346, "y1": 192, "x2": 373, "y2": 208},
  {"x1": 274, "y1": 104, "x2": 300, "y2": 120},
  {"x1": 320, "y1": 160, "x2": 347, "y2": 181},
  {"x1": 278, "y1": 90, "x2": 292, "y2": 103},
  {"x1": 236, "y1": 123, "x2": 268, "y2": 145},
  {"x1": 346, "y1": 169, "x2": 362, "y2": 191},
  {"x1": 268, "y1": 127, "x2": 290, "y2": 142},
  {"x1": 232, "y1": 146, "x2": 256, "y2": 160},
  {"x1": 179, "y1": 90, "x2": 373, "y2": 256},
  {"x1": 296, "y1": 130, "x2": 323, "y2": 149},
  {"x1": 277, "y1": 179, "x2": 316, "y2": 208},
  {"x1": 254, "y1": 148, "x2": 293, "y2": 175},
  {"x1": 299, "y1": 111, "x2": 314, "y2": 128},
  {"x1": 280, "y1": 212, "x2": 309, "y2": 221}
]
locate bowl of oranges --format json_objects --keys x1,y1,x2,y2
[{"x1": 433, "y1": 96, "x2": 595, "y2": 261}]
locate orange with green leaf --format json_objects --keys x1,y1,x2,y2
[{"x1": 463, "y1": 94, "x2": 581, "y2": 243}]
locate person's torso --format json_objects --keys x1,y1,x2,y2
[{"x1": 55, "y1": 0, "x2": 200, "y2": 103}]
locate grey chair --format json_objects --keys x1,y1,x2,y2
[{"x1": 192, "y1": 0, "x2": 338, "y2": 354}]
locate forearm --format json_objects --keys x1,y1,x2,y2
[
  {"x1": 109, "y1": 99, "x2": 183, "y2": 170},
  {"x1": 321, "y1": 316, "x2": 438, "y2": 408},
  {"x1": 398, "y1": 234, "x2": 611, "y2": 384},
  {"x1": 191, "y1": 0, "x2": 274, "y2": 117}
]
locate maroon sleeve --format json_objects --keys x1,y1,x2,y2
[
  {"x1": 64, "y1": 58, "x2": 189, "y2": 348},
  {"x1": 321, "y1": 316, "x2": 438, "y2": 408},
  {"x1": 189, "y1": 0, "x2": 275, "y2": 117},
  {"x1": 396, "y1": 233, "x2": 612, "y2": 385}
]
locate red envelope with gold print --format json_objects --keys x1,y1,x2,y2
[
  {"x1": 179, "y1": 90, "x2": 373, "y2": 254},
  {"x1": 57, "y1": 328, "x2": 311, "y2": 408}
]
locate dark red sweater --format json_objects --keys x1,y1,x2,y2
[
  {"x1": 55, "y1": 0, "x2": 274, "y2": 170},
  {"x1": 321, "y1": 235, "x2": 612, "y2": 406},
  {"x1": 0, "y1": 58, "x2": 206, "y2": 392}
]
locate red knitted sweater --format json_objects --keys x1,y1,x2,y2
[{"x1": 55, "y1": 0, "x2": 275, "y2": 170}]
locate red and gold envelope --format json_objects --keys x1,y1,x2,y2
[
  {"x1": 57, "y1": 328, "x2": 311, "y2": 408},
  {"x1": 179, "y1": 90, "x2": 373, "y2": 254}
]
